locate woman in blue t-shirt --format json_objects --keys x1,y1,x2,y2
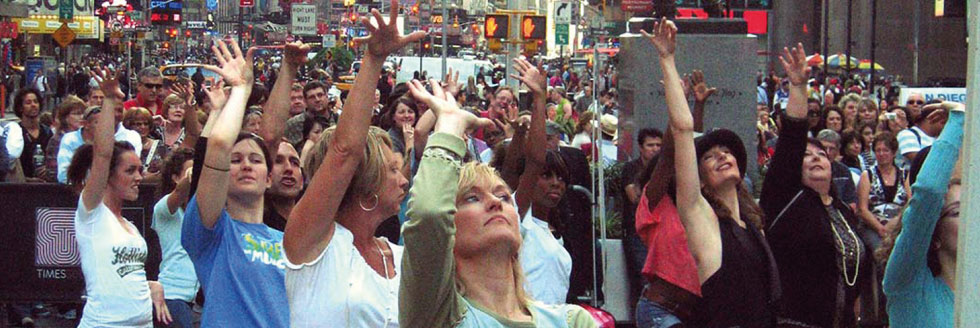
[
  {"x1": 68, "y1": 67, "x2": 170, "y2": 327},
  {"x1": 180, "y1": 40, "x2": 289, "y2": 327}
]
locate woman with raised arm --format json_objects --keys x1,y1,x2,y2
[
  {"x1": 399, "y1": 79, "x2": 596, "y2": 327},
  {"x1": 282, "y1": 2, "x2": 425, "y2": 326},
  {"x1": 68, "y1": 67, "x2": 170, "y2": 327},
  {"x1": 880, "y1": 102, "x2": 964, "y2": 328},
  {"x1": 759, "y1": 44, "x2": 870, "y2": 328},
  {"x1": 180, "y1": 40, "x2": 288, "y2": 327},
  {"x1": 499, "y1": 58, "x2": 574, "y2": 305},
  {"x1": 642, "y1": 19, "x2": 779, "y2": 327}
]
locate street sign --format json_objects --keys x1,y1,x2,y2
[
  {"x1": 129, "y1": 11, "x2": 143, "y2": 20},
  {"x1": 59, "y1": 0, "x2": 73, "y2": 22},
  {"x1": 555, "y1": 1, "x2": 571, "y2": 24},
  {"x1": 53, "y1": 23, "x2": 75, "y2": 48},
  {"x1": 322, "y1": 34, "x2": 336, "y2": 48},
  {"x1": 555, "y1": 23, "x2": 569, "y2": 45},
  {"x1": 111, "y1": 20, "x2": 123, "y2": 33},
  {"x1": 185, "y1": 21, "x2": 206, "y2": 29},
  {"x1": 240, "y1": 0, "x2": 254, "y2": 8},
  {"x1": 290, "y1": 4, "x2": 316, "y2": 36}
]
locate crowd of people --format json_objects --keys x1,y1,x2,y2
[{"x1": 0, "y1": 4, "x2": 968, "y2": 327}]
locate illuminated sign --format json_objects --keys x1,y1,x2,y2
[
  {"x1": 521, "y1": 15, "x2": 545, "y2": 40},
  {"x1": 151, "y1": 0, "x2": 182, "y2": 25},
  {"x1": 484, "y1": 14, "x2": 508, "y2": 39}
]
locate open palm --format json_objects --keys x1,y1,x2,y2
[
  {"x1": 90, "y1": 67, "x2": 125, "y2": 100},
  {"x1": 641, "y1": 18, "x2": 677, "y2": 57},
  {"x1": 779, "y1": 43, "x2": 810, "y2": 86},
  {"x1": 201, "y1": 39, "x2": 255, "y2": 88},
  {"x1": 357, "y1": 0, "x2": 427, "y2": 59}
]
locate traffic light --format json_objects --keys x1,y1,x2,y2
[
  {"x1": 185, "y1": 30, "x2": 191, "y2": 37},
  {"x1": 484, "y1": 14, "x2": 509, "y2": 39},
  {"x1": 521, "y1": 15, "x2": 546, "y2": 40}
]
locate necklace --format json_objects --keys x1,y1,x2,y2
[
  {"x1": 828, "y1": 208, "x2": 860, "y2": 287},
  {"x1": 346, "y1": 238, "x2": 395, "y2": 328}
]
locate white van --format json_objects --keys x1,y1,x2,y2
[{"x1": 390, "y1": 56, "x2": 493, "y2": 85}]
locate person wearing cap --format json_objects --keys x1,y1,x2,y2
[
  {"x1": 896, "y1": 99, "x2": 948, "y2": 167},
  {"x1": 760, "y1": 44, "x2": 870, "y2": 328},
  {"x1": 644, "y1": 19, "x2": 779, "y2": 327},
  {"x1": 57, "y1": 105, "x2": 143, "y2": 183},
  {"x1": 596, "y1": 114, "x2": 618, "y2": 168}
]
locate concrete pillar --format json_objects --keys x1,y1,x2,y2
[{"x1": 953, "y1": 1, "x2": 979, "y2": 326}]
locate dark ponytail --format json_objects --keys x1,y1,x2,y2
[{"x1": 66, "y1": 141, "x2": 137, "y2": 192}]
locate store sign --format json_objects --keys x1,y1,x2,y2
[
  {"x1": 12, "y1": 15, "x2": 100, "y2": 39},
  {"x1": 240, "y1": 0, "x2": 254, "y2": 8},
  {"x1": 150, "y1": 0, "x2": 183, "y2": 25},
  {"x1": 28, "y1": 0, "x2": 95, "y2": 16},
  {"x1": 185, "y1": 21, "x2": 206, "y2": 29},
  {"x1": 290, "y1": 4, "x2": 316, "y2": 36}
]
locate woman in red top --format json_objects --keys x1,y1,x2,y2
[{"x1": 634, "y1": 130, "x2": 701, "y2": 327}]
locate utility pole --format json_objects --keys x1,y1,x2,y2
[
  {"x1": 844, "y1": 0, "x2": 852, "y2": 77},
  {"x1": 869, "y1": 0, "x2": 877, "y2": 98},
  {"x1": 821, "y1": 0, "x2": 829, "y2": 96},
  {"x1": 440, "y1": 0, "x2": 448, "y2": 77},
  {"x1": 505, "y1": 0, "x2": 522, "y2": 91},
  {"x1": 954, "y1": 1, "x2": 979, "y2": 326}
]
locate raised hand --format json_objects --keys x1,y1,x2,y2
[
  {"x1": 171, "y1": 81, "x2": 194, "y2": 105},
  {"x1": 284, "y1": 41, "x2": 312, "y2": 67},
  {"x1": 510, "y1": 58, "x2": 547, "y2": 96},
  {"x1": 201, "y1": 39, "x2": 255, "y2": 88},
  {"x1": 89, "y1": 66, "x2": 125, "y2": 100},
  {"x1": 407, "y1": 79, "x2": 492, "y2": 137},
  {"x1": 779, "y1": 43, "x2": 810, "y2": 86},
  {"x1": 441, "y1": 68, "x2": 461, "y2": 97},
  {"x1": 355, "y1": 0, "x2": 427, "y2": 59},
  {"x1": 923, "y1": 101, "x2": 965, "y2": 113},
  {"x1": 641, "y1": 18, "x2": 677, "y2": 58},
  {"x1": 205, "y1": 79, "x2": 228, "y2": 112},
  {"x1": 690, "y1": 70, "x2": 717, "y2": 102}
]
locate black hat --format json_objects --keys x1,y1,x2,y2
[{"x1": 695, "y1": 129, "x2": 748, "y2": 178}]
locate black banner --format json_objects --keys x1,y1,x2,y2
[{"x1": 0, "y1": 183, "x2": 161, "y2": 303}]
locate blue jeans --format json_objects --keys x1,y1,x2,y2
[
  {"x1": 159, "y1": 299, "x2": 194, "y2": 328},
  {"x1": 636, "y1": 296, "x2": 684, "y2": 328}
]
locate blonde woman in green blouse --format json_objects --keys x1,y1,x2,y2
[{"x1": 399, "y1": 68, "x2": 597, "y2": 328}]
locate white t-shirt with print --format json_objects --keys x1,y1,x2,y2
[
  {"x1": 284, "y1": 223, "x2": 403, "y2": 328},
  {"x1": 75, "y1": 197, "x2": 152, "y2": 328}
]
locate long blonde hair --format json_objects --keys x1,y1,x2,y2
[{"x1": 455, "y1": 162, "x2": 532, "y2": 307}]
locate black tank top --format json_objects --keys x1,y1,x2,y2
[{"x1": 690, "y1": 218, "x2": 777, "y2": 328}]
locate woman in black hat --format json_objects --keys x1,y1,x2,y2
[
  {"x1": 760, "y1": 44, "x2": 871, "y2": 328},
  {"x1": 643, "y1": 19, "x2": 779, "y2": 327}
]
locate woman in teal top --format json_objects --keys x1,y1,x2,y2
[
  {"x1": 399, "y1": 63, "x2": 596, "y2": 328},
  {"x1": 881, "y1": 101, "x2": 964, "y2": 328}
]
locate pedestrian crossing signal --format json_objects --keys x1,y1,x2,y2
[
  {"x1": 484, "y1": 14, "x2": 509, "y2": 39},
  {"x1": 521, "y1": 15, "x2": 545, "y2": 40}
]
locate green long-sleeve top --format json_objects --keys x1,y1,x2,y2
[
  {"x1": 399, "y1": 132, "x2": 597, "y2": 328},
  {"x1": 882, "y1": 110, "x2": 963, "y2": 328}
]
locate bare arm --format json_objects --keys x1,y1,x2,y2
[
  {"x1": 81, "y1": 67, "x2": 124, "y2": 211},
  {"x1": 284, "y1": 8, "x2": 426, "y2": 264},
  {"x1": 856, "y1": 171, "x2": 886, "y2": 235},
  {"x1": 176, "y1": 82, "x2": 202, "y2": 150},
  {"x1": 413, "y1": 109, "x2": 436, "y2": 160},
  {"x1": 511, "y1": 59, "x2": 548, "y2": 218},
  {"x1": 779, "y1": 44, "x2": 810, "y2": 120},
  {"x1": 261, "y1": 42, "x2": 310, "y2": 155},
  {"x1": 195, "y1": 40, "x2": 256, "y2": 229},
  {"x1": 643, "y1": 19, "x2": 720, "y2": 282},
  {"x1": 166, "y1": 167, "x2": 193, "y2": 214}
]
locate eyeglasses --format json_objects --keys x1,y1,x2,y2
[
  {"x1": 143, "y1": 83, "x2": 165, "y2": 89},
  {"x1": 907, "y1": 100, "x2": 924, "y2": 105}
]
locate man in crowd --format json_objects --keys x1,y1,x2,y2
[
  {"x1": 288, "y1": 83, "x2": 306, "y2": 117},
  {"x1": 123, "y1": 67, "x2": 166, "y2": 115},
  {"x1": 904, "y1": 92, "x2": 926, "y2": 121},
  {"x1": 896, "y1": 101, "x2": 947, "y2": 166},
  {"x1": 57, "y1": 106, "x2": 141, "y2": 183},
  {"x1": 88, "y1": 86, "x2": 105, "y2": 108},
  {"x1": 283, "y1": 81, "x2": 336, "y2": 145}
]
